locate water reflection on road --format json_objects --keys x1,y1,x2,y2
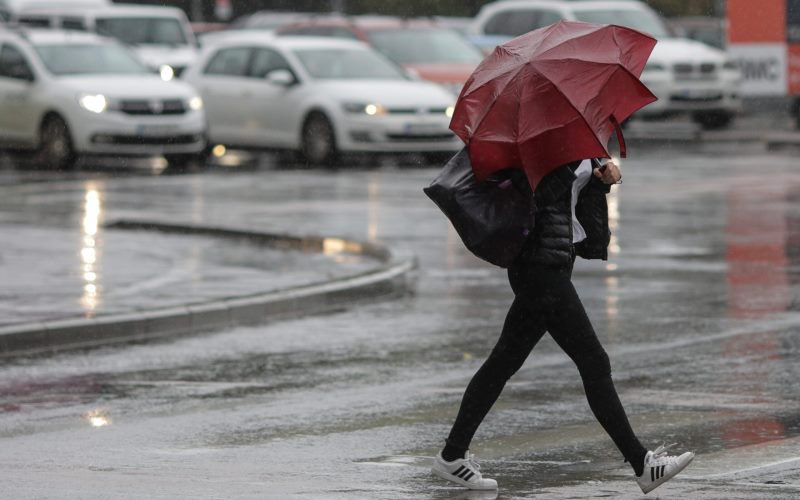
[{"x1": 2, "y1": 152, "x2": 800, "y2": 497}]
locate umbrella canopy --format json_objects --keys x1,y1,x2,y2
[{"x1": 450, "y1": 20, "x2": 657, "y2": 189}]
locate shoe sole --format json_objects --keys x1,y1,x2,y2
[
  {"x1": 431, "y1": 466, "x2": 498, "y2": 491},
  {"x1": 640, "y1": 453, "x2": 695, "y2": 494}
]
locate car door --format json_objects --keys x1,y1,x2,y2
[
  {"x1": 245, "y1": 47, "x2": 301, "y2": 147},
  {"x1": 0, "y1": 42, "x2": 39, "y2": 147},
  {"x1": 193, "y1": 46, "x2": 254, "y2": 146}
]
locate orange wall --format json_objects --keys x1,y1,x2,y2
[
  {"x1": 727, "y1": 0, "x2": 786, "y2": 43},
  {"x1": 790, "y1": 44, "x2": 800, "y2": 94}
]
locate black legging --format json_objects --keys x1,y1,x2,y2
[{"x1": 445, "y1": 259, "x2": 647, "y2": 473}]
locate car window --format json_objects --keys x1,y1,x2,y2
[
  {"x1": 573, "y1": 9, "x2": 670, "y2": 39},
  {"x1": 484, "y1": 9, "x2": 566, "y2": 37},
  {"x1": 62, "y1": 18, "x2": 88, "y2": 31},
  {"x1": 366, "y1": 28, "x2": 483, "y2": 65},
  {"x1": 0, "y1": 43, "x2": 34, "y2": 80},
  {"x1": 292, "y1": 48, "x2": 406, "y2": 80},
  {"x1": 95, "y1": 16, "x2": 189, "y2": 45},
  {"x1": 282, "y1": 26, "x2": 360, "y2": 40},
  {"x1": 537, "y1": 10, "x2": 564, "y2": 27},
  {"x1": 203, "y1": 47, "x2": 251, "y2": 76},
  {"x1": 249, "y1": 47, "x2": 292, "y2": 78},
  {"x1": 484, "y1": 9, "x2": 539, "y2": 37},
  {"x1": 34, "y1": 43, "x2": 151, "y2": 75},
  {"x1": 17, "y1": 16, "x2": 53, "y2": 28}
]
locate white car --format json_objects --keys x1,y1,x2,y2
[
  {"x1": 183, "y1": 35, "x2": 462, "y2": 165},
  {"x1": 13, "y1": 4, "x2": 198, "y2": 78},
  {"x1": 0, "y1": 29, "x2": 206, "y2": 169},
  {"x1": 470, "y1": 0, "x2": 742, "y2": 129}
]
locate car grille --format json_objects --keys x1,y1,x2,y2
[
  {"x1": 91, "y1": 134, "x2": 203, "y2": 145},
  {"x1": 118, "y1": 99, "x2": 186, "y2": 115},
  {"x1": 673, "y1": 62, "x2": 718, "y2": 81},
  {"x1": 386, "y1": 108, "x2": 450, "y2": 115},
  {"x1": 385, "y1": 133, "x2": 455, "y2": 142}
]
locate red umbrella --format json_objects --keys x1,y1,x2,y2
[{"x1": 450, "y1": 20, "x2": 657, "y2": 189}]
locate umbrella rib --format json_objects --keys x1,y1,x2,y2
[
  {"x1": 462, "y1": 67, "x2": 529, "y2": 143},
  {"x1": 518, "y1": 77, "x2": 607, "y2": 156}
]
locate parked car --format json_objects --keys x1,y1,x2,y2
[
  {"x1": 197, "y1": 10, "x2": 324, "y2": 47},
  {"x1": 12, "y1": 4, "x2": 198, "y2": 78},
  {"x1": 0, "y1": 29, "x2": 206, "y2": 169},
  {"x1": 469, "y1": 0, "x2": 742, "y2": 129},
  {"x1": 182, "y1": 35, "x2": 461, "y2": 165},
  {"x1": 276, "y1": 16, "x2": 484, "y2": 96}
]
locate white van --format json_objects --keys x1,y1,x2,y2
[
  {"x1": 13, "y1": 4, "x2": 197, "y2": 78},
  {"x1": 1, "y1": 0, "x2": 108, "y2": 21}
]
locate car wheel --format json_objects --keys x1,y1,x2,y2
[
  {"x1": 36, "y1": 116, "x2": 75, "y2": 170},
  {"x1": 692, "y1": 111, "x2": 733, "y2": 130},
  {"x1": 301, "y1": 112, "x2": 338, "y2": 167}
]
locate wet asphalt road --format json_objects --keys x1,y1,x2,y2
[{"x1": 2, "y1": 144, "x2": 800, "y2": 499}]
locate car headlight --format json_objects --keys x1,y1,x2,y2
[
  {"x1": 79, "y1": 94, "x2": 107, "y2": 114},
  {"x1": 342, "y1": 102, "x2": 386, "y2": 116},
  {"x1": 160, "y1": 65, "x2": 175, "y2": 81},
  {"x1": 188, "y1": 96, "x2": 203, "y2": 111}
]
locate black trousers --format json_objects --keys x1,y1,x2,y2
[{"x1": 445, "y1": 258, "x2": 647, "y2": 468}]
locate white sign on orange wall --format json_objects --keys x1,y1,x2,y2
[{"x1": 728, "y1": 44, "x2": 788, "y2": 95}]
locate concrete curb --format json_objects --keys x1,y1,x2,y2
[{"x1": 0, "y1": 220, "x2": 417, "y2": 357}]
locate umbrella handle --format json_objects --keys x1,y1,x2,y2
[{"x1": 610, "y1": 115, "x2": 627, "y2": 159}]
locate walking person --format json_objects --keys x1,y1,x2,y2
[{"x1": 431, "y1": 158, "x2": 695, "y2": 494}]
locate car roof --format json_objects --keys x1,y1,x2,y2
[
  {"x1": 483, "y1": 0, "x2": 644, "y2": 10},
  {"x1": 17, "y1": 3, "x2": 185, "y2": 16},
  {"x1": 208, "y1": 33, "x2": 370, "y2": 51},
  {"x1": 1, "y1": 26, "x2": 109, "y2": 43},
  {"x1": 279, "y1": 15, "x2": 441, "y2": 32}
]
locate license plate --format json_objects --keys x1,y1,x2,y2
[
  {"x1": 403, "y1": 122, "x2": 444, "y2": 134},
  {"x1": 675, "y1": 89, "x2": 722, "y2": 100},
  {"x1": 136, "y1": 124, "x2": 178, "y2": 136}
]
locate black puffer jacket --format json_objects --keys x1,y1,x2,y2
[{"x1": 517, "y1": 161, "x2": 612, "y2": 267}]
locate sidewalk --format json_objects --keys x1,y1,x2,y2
[{"x1": 0, "y1": 220, "x2": 414, "y2": 355}]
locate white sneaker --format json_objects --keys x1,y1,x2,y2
[
  {"x1": 432, "y1": 451, "x2": 498, "y2": 490},
  {"x1": 636, "y1": 444, "x2": 695, "y2": 494}
]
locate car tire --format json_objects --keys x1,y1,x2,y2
[
  {"x1": 301, "y1": 112, "x2": 338, "y2": 167},
  {"x1": 692, "y1": 111, "x2": 734, "y2": 130},
  {"x1": 36, "y1": 115, "x2": 75, "y2": 170}
]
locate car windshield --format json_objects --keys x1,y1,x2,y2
[
  {"x1": 95, "y1": 17, "x2": 188, "y2": 45},
  {"x1": 366, "y1": 28, "x2": 483, "y2": 65},
  {"x1": 573, "y1": 9, "x2": 670, "y2": 39},
  {"x1": 293, "y1": 48, "x2": 407, "y2": 80},
  {"x1": 34, "y1": 43, "x2": 151, "y2": 75}
]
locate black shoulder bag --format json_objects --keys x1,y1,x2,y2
[{"x1": 423, "y1": 148, "x2": 535, "y2": 268}]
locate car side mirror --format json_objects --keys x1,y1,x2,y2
[{"x1": 266, "y1": 69, "x2": 296, "y2": 86}]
